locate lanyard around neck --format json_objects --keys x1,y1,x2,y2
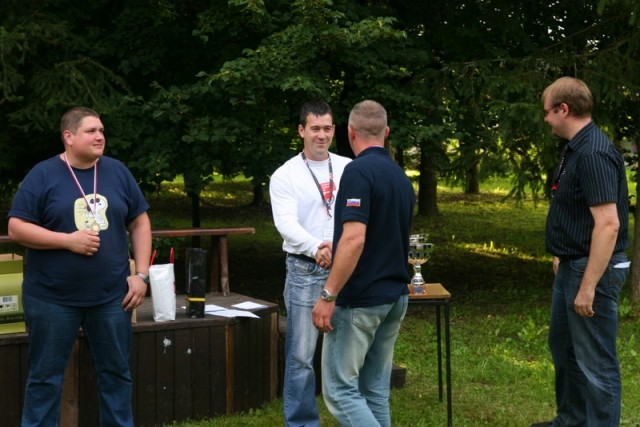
[
  {"x1": 551, "y1": 145, "x2": 570, "y2": 193},
  {"x1": 301, "y1": 152, "x2": 334, "y2": 217},
  {"x1": 63, "y1": 153, "x2": 98, "y2": 215}
]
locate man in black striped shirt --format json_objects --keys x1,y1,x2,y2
[{"x1": 531, "y1": 77, "x2": 630, "y2": 427}]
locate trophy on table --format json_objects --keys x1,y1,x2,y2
[{"x1": 408, "y1": 234, "x2": 433, "y2": 294}]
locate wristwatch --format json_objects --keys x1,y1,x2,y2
[
  {"x1": 135, "y1": 271, "x2": 150, "y2": 285},
  {"x1": 320, "y1": 288, "x2": 337, "y2": 302}
]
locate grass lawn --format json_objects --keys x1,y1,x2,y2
[
  {"x1": 0, "y1": 171, "x2": 636, "y2": 425},
  {"x1": 149, "y1": 178, "x2": 640, "y2": 427}
]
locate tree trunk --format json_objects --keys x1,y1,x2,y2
[
  {"x1": 190, "y1": 192, "x2": 201, "y2": 247},
  {"x1": 465, "y1": 161, "x2": 480, "y2": 194},
  {"x1": 335, "y1": 123, "x2": 355, "y2": 159},
  {"x1": 251, "y1": 183, "x2": 264, "y2": 206},
  {"x1": 394, "y1": 146, "x2": 405, "y2": 169},
  {"x1": 631, "y1": 171, "x2": 640, "y2": 303},
  {"x1": 417, "y1": 148, "x2": 440, "y2": 217}
]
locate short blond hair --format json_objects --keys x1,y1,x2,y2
[
  {"x1": 348, "y1": 100, "x2": 387, "y2": 139},
  {"x1": 541, "y1": 77, "x2": 592, "y2": 118}
]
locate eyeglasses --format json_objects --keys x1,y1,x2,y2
[{"x1": 543, "y1": 103, "x2": 561, "y2": 118}]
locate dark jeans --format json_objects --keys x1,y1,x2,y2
[
  {"x1": 21, "y1": 294, "x2": 133, "y2": 427},
  {"x1": 549, "y1": 253, "x2": 628, "y2": 427}
]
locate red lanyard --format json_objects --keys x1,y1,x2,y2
[
  {"x1": 301, "y1": 152, "x2": 334, "y2": 217},
  {"x1": 63, "y1": 153, "x2": 98, "y2": 215},
  {"x1": 551, "y1": 146, "x2": 569, "y2": 193}
]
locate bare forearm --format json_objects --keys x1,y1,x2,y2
[
  {"x1": 128, "y1": 213, "x2": 152, "y2": 274},
  {"x1": 582, "y1": 224, "x2": 618, "y2": 289},
  {"x1": 581, "y1": 203, "x2": 620, "y2": 291},
  {"x1": 8, "y1": 217, "x2": 71, "y2": 250},
  {"x1": 323, "y1": 224, "x2": 365, "y2": 295}
]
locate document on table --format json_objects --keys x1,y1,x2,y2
[
  {"x1": 232, "y1": 301, "x2": 267, "y2": 310},
  {"x1": 204, "y1": 304, "x2": 260, "y2": 318}
]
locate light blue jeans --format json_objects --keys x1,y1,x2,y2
[
  {"x1": 549, "y1": 253, "x2": 628, "y2": 427},
  {"x1": 282, "y1": 255, "x2": 328, "y2": 427},
  {"x1": 21, "y1": 293, "x2": 133, "y2": 427},
  {"x1": 322, "y1": 294, "x2": 408, "y2": 427}
]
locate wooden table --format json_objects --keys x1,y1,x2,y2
[
  {"x1": 0, "y1": 292, "x2": 279, "y2": 427},
  {"x1": 409, "y1": 283, "x2": 452, "y2": 427},
  {"x1": 0, "y1": 227, "x2": 255, "y2": 296}
]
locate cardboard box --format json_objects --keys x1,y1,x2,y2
[
  {"x1": 0, "y1": 272, "x2": 26, "y2": 334},
  {"x1": 0, "y1": 253, "x2": 23, "y2": 275}
]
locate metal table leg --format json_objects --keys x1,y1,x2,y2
[
  {"x1": 445, "y1": 300, "x2": 452, "y2": 427},
  {"x1": 436, "y1": 304, "x2": 443, "y2": 401}
]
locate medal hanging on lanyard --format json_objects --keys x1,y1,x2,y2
[
  {"x1": 301, "y1": 152, "x2": 334, "y2": 218},
  {"x1": 63, "y1": 153, "x2": 101, "y2": 232}
]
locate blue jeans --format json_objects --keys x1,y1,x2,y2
[
  {"x1": 549, "y1": 253, "x2": 628, "y2": 427},
  {"x1": 21, "y1": 294, "x2": 133, "y2": 427},
  {"x1": 322, "y1": 294, "x2": 408, "y2": 427},
  {"x1": 283, "y1": 255, "x2": 328, "y2": 427}
]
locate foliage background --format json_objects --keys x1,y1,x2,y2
[{"x1": 1, "y1": 0, "x2": 639, "y2": 211}]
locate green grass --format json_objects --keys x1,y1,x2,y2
[{"x1": 126, "y1": 179, "x2": 640, "y2": 426}]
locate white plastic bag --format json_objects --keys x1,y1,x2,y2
[{"x1": 149, "y1": 249, "x2": 176, "y2": 322}]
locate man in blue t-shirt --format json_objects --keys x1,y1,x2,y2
[
  {"x1": 312, "y1": 100, "x2": 415, "y2": 427},
  {"x1": 8, "y1": 107, "x2": 152, "y2": 427}
]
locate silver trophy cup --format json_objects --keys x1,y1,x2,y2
[{"x1": 408, "y1": 234, "x2": 433, "y2": 294}]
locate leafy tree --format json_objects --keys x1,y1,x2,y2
[
  {"x1": 195, "y1": 0, "x2": 412, "y2": 205},
  {"x1": 2, "y1": 0, "x2": 640, "y2": 301},
  {"x1": 0, "y1": 1, "x2": 130, "y2": 203}
]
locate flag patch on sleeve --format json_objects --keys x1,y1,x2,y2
[{"x1": 346, "y1": 198, "x2": 361, "y2": 207}]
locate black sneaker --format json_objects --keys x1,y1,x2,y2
[{"x1": 530, "y1": 422, "x2": 554, "y2": 427}]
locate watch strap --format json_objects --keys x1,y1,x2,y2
[
  {"x1": 321, "y1": 288, "x2": 336, "y2": 302},
  {"x1": 135, "y1": 271, "x2": 150, "y2": 285}
]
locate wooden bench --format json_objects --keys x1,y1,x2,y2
[
  {"x1": 0, "y1": 227, "x2": 256, "y2": 296},
  {"x1": 151, "y1": 227, "x2": 255, "y2": 296}
]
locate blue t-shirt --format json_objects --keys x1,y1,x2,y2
[
  {"x1": 8, "y1": 155, "x2": 149, "y2": 306},
  {"x1": 333, "y1": 146, "x2": 415, "y2": 307}
]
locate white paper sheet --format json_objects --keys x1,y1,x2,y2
[
  {"x1": 204, "y1": 304, "x2": 227, "y2": 313},
  {"x1": 232, "y1": 301, "x2": 267, "y2": 310},
  {"x1": 207, "y1": 309, "x2": 259, "y2": 318}
]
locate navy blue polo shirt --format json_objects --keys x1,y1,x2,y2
[
  {"x1": 546, "y1": 121, "x2": 630, "y2": 257},
  {"x1": 333, "y1": 146, "x2": 415, "y2": 307}
]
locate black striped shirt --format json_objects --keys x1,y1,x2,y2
[{"x1": 545, "y1": 121, "x2": 630, "y2": 257}]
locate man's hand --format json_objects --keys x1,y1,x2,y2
[
  {"x1": 122, "y1": 275, "x2": 147, "y2": 312},
  {"x1": 312, "y1": 299, "x2": 335, "y2": 332},
  {"x1": 574, "y1": 287, "x2": 595, "y2": 317},
  {"x1": 316, "y1": 241, "x2": 333, "y2": 269},
  {"x1": 67, "y1": 230, "x2": 101, "y2": 256}
]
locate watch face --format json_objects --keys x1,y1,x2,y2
[{"x1": 321, "y1": 289, "x2": 335, "y2": 301}]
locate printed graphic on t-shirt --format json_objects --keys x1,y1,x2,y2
[
  {"x1": 320, "y1": 181, "x2": 335, "y2": 202},
  {"x1": 73, "y1": 193, "x2": 109, "y2": 231}
]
